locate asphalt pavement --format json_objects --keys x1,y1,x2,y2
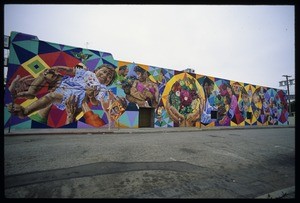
[{"x1": 4, "y1": 118, "x2": 296, "y2": 199}]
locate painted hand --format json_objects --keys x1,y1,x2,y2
[
  {"x1": 8, "y1": 75, "x2": 34, "y2": 98},
  {"x1": 65, "y1": 94, "x2": 78, "y2": 124}
]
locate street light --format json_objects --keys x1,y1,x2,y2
[{"x1": 282, "y1": 75, "x2": 291, "y2": 114}]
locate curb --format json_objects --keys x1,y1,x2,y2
[
  {"x1": 4, "y1": 125, "x2": 294, "y2": 136},
  {"x1": 256, "y1": 186, "x2": 295, "y2": 199}
]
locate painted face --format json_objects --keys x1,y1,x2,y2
[
  {"x1": 95, "y1": 67, "x2": 115, "y2": 86},
  {"x1": 204, "y1": 83, "x2": 209, "y2": 92},
  {"x1": 204, "y1": 83, "x2": 214, "y2": 96},
  {"x1": 123, "y1": 68, "x2": 129, "y2": 76},
  {"x1": 227, "y1": 86, "x2": 232, "y2": 95},
  {"x1": 242, "y1": 94, "x2": 249, "y2": 102},
  {"x1": 232, "y1": 84, "x2": 240, "y2": 95},
  {"x1": 136, "y1": 71, "x2": 147, "y2": 82},
  {"x1": 110, "y1": 100, "x2": 126, "y2": 119},
  {"x1": 252, "y1": 93, "x2": 260, "y2": 103},
  {"x1": 118, "y1": 68, "x2": 128, "y2": 77}
]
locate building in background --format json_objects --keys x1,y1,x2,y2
[
  {"x1": 4, "y1": 35, "x2": 10, "y2": 88},
  {"x1": 4, "y1": 32, "x2": 289, "y2": 130}
]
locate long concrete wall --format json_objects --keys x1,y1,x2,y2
[{"x1": 4, "y1": 31, "x2": 289, "y2": 130}]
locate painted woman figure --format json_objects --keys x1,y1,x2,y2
[
  {"x1": 201, "y1": 77, "x2": 218, "y2": 125},
  {"x1": 238, "y1": 88, "x2": 251, "y2": 119},
  {"x1": 268, "y1": 97, "x2": 278, "y2": 124},
  {"x1": 124, "y1": 66, "x2": 159, "y2": 108},
  {"x1": 218, "y1": 82, "x2": 243, "y2": 125}
]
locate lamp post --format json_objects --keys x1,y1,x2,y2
[{"x1": 282, "y1": 75, "x2": 291, "y2": 114}]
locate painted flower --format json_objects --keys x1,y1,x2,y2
[
  {"x1": 180, "y1": 90, "x2": 192, "y2": 106},
  {"x1": 169, "y1": 77, "x2": 200, "y2": 115},
  {"x1": 190, "y1": 89, "x2": 198, "y2": 100}
]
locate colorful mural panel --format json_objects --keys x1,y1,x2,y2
[{"x1": 4, "y1": 32, "x2": 289, "y2": 130}]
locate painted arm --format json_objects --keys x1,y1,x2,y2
[
  {"x1": 82, "y1": 101, "x2": 106, "y2": 127},
  {"x1": 51, "y1": 65, "x2": 76, "y2": 75},
  {"x1": 129, "y1": 80, "x2": 147, "y2": 100},
  {"x1": 165, "y1": 95, "x2": 185, "y2": 123},
  {"x1": 65, "y1": 94, "x2": 77, "y2": 124}
]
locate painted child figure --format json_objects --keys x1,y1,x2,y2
[{"x1": 8, "y1": 64, "x2": 108, "y2": 119}]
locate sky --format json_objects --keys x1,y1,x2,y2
[{"x1": 4, "y1": 4, "x2": 295, "y2": 94}]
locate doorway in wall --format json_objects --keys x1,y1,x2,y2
[{"x1": 138, "y1": 107, "x2": 154, "y2": 128}]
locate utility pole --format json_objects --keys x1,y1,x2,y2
[{"x1": 282, "y1": 75, "x2": 291, "y2": 113}]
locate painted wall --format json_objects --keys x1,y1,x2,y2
[{"x1": 4, "y1": 32, "x2": 289, "y2": 130}]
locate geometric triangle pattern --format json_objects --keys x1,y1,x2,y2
[
  {"x1": 7, "y1": 45, "x2": 21, "y2": 65},
  {"x1": 118, "y1": 111, "x2": 138, "y2": 128},
  {"x1": 154, "y1": 109, "x2": 173, "y2": 128},
  {"x1": 13, "y1": 40, "x2": 39, "y2": 55},
  {"x1": 47, "y1": 106, "x2": 68, "y2": 128},
  {"x1": 10, "y1": 31, "x2": 39, "y2": 42},
  {"x1": 38, "y1": 40, "x2": 61, "y2": 54},
  {"x1": 10, "y1": 119, "x2": 32, "y2": 130},
  {"x1": 11, "y1": 43, "x2": 37, "y2": 64}
]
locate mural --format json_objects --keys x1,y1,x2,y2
[{"x1": 4, "y1": 32, "x2": 289, "y2": 130}]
